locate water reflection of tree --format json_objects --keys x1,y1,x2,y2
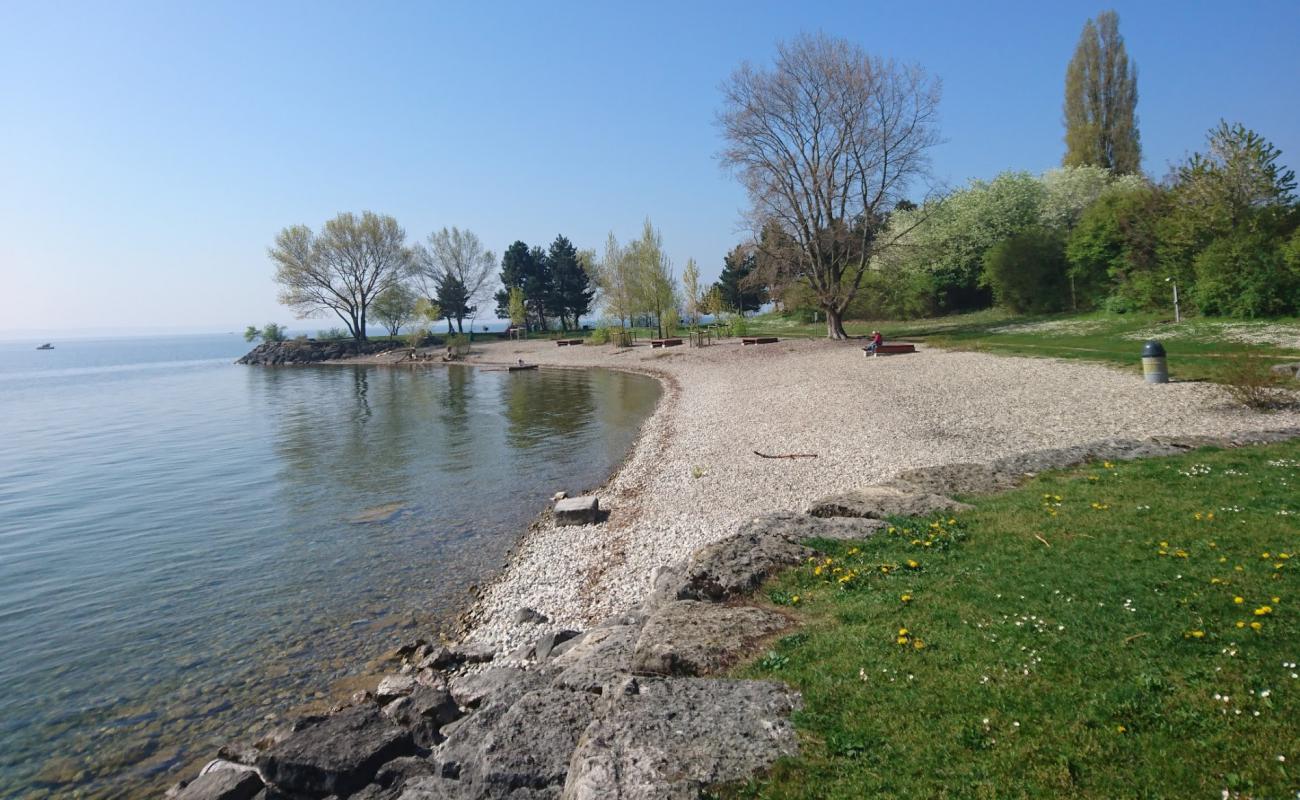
[{"x1": 499, "y1": 370, "x2": 596, "y2": 451}]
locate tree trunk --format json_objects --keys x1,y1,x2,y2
[
  {"x1": 825, "y1": 306, "x2": 849, "y2": 340},
  {"x1": 456, "y1": 317, "x2": 464, "y2": 334}
]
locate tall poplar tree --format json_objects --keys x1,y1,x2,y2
[{"x1": 1063, "y1": 10, "x2": 1141, "y2": 174}]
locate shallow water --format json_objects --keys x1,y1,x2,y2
[{"x1": 0, "y1": 335, "x2": 659, "y2": 798}]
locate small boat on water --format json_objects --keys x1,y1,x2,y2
[
  {"x1": 508, "y1": 364, "x2": 538, "y2": 372},
  {"x1": 36, "y1": 343, "x2": 54, "y2": 350}
]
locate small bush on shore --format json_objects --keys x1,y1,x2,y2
[
  {"x1": 588, "y1": 326, "x2": 610, "y2": 345},
  {"x1": 1216, "y1": 347, "x2": 1292, "y2": 410}
]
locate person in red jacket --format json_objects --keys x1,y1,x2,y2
[{"x1": 866, "y1": 330, "x2": 884, "y2": 353}]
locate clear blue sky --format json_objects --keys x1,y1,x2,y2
[{"x1": 2, "y1": 0, "x2": 1297, "y2": 335}]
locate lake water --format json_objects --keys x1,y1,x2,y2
[{"x1": 0, "y1": 334, "x2": 660, "y2": 798}]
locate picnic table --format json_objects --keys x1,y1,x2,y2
[
  {"x1": 650, "y1": 338, "x2": 683, "y2": 348},
  {"x1": 741, "y1": 336, "x2": 779, "y2": 345},
  {"x1": 556, "y1": 338, "x2": 583, "y2": 347}
]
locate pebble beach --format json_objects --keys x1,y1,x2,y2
[{"x1": 444, "y1": 337, "x2": 1300, "y2": 655}]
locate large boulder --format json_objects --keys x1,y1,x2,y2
[
  {"x1": 175, "y1": 768, "x2": 263, "y2": 800},
  {"x1": 383, "y1": 686, "x2": 462, "y2": 748},
  {"x1": 434, "y1": 688, "x2": 600, "y2": 798},
  {"x1": 550, "y1": 625, "x2": 641, "y2": 694},
  {"x1": 669, "y1": 526, "x2": 815, "y2": 603},
  {"x1": 561, "y1": 677, "x2": 802, "y2": 800},
  {"x1": 807, "y1": 485, "x2": 972, "y2": 519},
  {"x1": 448, "y1": 667, "x2": 536, "y2": 710},
  {"x1": 630, "y1": 601, "x2": 788, "y2": 677},
  {"x1": 256, "y1": 707, "x2": 414, "y2": 797}
]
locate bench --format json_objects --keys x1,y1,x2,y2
[
  {"x1": 741, "y1": 336, "x2": 779, "y2": 345},
  {"x1": 650, "y1": 338, "x2": 683, "y2": 348},
  {"x1": 556, "y1": 338, "x2": 583, "y2": 347},
  {"x1": 863, "y1": 343, "x2": 917, "y2": 357}
]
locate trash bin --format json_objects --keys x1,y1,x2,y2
[{"x1": 1142, "y1": 340, "x2": 1168, "y2": 384}]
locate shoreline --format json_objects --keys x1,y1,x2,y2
[{"x1": 372, "y1": 336, "x2": 1300, "y2": 660}]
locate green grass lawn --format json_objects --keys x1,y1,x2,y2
[
  {"x1": 726, "y1": 441, "x2": 1300, "y2": 799},
  {"x1": 744, "y1": 310, "x2": 1300, "y2": 384}
]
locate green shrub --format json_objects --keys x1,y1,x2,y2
[
  {"x1": 317, "y1": 327, "x2": 349, "y2": 341},
  {"x1": 446, "y1": 334, "x2": 471, "y2": 356},
  {"x1": 728, "y1": 315, "x2": 750, "y2": 337},
  {"x1": 982, "y1": 227, "x2": 1070, "y2": 313},
  {"x1": 1192, "y1": 231, "x2": 1299, "y2": 317},
  {"x1": 588, "y1": 326, "x2": 610, "y2": 345}
]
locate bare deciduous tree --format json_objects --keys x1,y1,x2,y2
[
  {"x1": 717, "y1": 33, "x2": 942, "y2": 338},
  {"x1": 416, "y1": 227, "x2": 497, "y2": 329},
  {"x1": 270, "y1": 211, "x2": 413, "y2": 343}
]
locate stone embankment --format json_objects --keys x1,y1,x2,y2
[
  {"x1": 237, "y1": 340, "x2": 409, "y2": 366},
  {"x1": 167, "y1": 427, "x2": 1299, "y2": 800}
]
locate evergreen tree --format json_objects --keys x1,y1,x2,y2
[
  {"x1": 1063, "y1": 10, "x2": 1141, "y2": 174},
  {"x1": 545, "y1": 234, "x2": 595, "y2": 331},
  {"x1": 494, "y1": 241, "x2": 552, "y2": 331},
  {"x1": 435, "y1": 272, "x2": 474, "y2": 333},
  {"x1": 714, "y1": 245, "x2": 768, "y2": 315}
]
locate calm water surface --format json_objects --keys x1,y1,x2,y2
[{"x1": 0, "y1": 334, "x2": 659, "y2": 798}]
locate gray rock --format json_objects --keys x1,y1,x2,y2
[
  {"x1": 448, "y1": 667, "x2": 531, "y2": 710},
  {"x1": 1269, "y1": 362, "x2": 1300, "y2": 379},
  {"x1": 533, "y1": 630, "x2": 580, "y2": 662},
  {"x1": 395, "y1": 775, "x2": 460, "y2": 799},
  {"x1": 383, "y1": 687, "x2": 462, "y2": 749},
  {"x1": 373, "y1": 755, "x2": 438, "y2": 792},
  {"x1": 440, "y1": 688, "x2": 600, "y2": 798},
  {"x1": 561, "y1": 677, "x2": 802, "y2": 800},
  {"x1": 807, "y1": 485, "x2": 973, "y2": 519},
  {"x1": 555, "y1": 496, "x2": 599, "y2": 526},
  {"x1": 176, "y1": 769, "x2": 263, "y2": 800},
  {"x1": 630, "y1": 601, "x2": 788, "y2": 677},
  {"x1": 376, "y1": 675, "x2": 418, "y2": 703},
  {"x1": 514, "y1": 607, "x2": 550, "y2": 625},
  {"x1": 669, "y1": 524, "x2": 818, "y2": 603},
  {"x1": 415, "y1": 646, "x2": 458, "y2": 671},
  {"x1": 256, "y1": 707, "x2": 414, "y2": 797},
  {"x1": 738, "y1": 511, "x2": 889, "y2": 542},
  {"x1": 550, "y1": 625, "x2": 640, "y2": 694},
  {"x1": 886, "y1": 462, "x2": 1020, "y2": 496},
  {"x1": 451, "y1": 642, "x2": 496, "y2": 664}
]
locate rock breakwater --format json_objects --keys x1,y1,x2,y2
[{"x1": 238, "y1": 340, "x2": 409, "y2": 366}]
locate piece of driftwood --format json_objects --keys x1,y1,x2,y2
[{"x1": 753, "y1": 451, "x2": 818, "y2": 459}]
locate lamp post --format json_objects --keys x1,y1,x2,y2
[{"x1": 1166, "y1": 277, "x2": 1181, "y2": 323}]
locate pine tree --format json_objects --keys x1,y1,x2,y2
[
  {"x1": 545, "y1": 235, "x2": 595, "y2": 331},
  {"x1": 1063, "y1": 10, "x2": 1141, "y2": 174},
  {"x1": 715, "y1": 245, "x2": 768, "y2": 315},
  {"x1": 435, "y1": 273, "x2": 474, "y2": 333}
]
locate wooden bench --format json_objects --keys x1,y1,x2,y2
[
  {"x1": 556, "y1": 338, "x2": 583, "y2": 347},
  {"x1": 741, "y1": 336, "x2": 779, "y2": 345},
  {"x1": 650, "y1": 338, "x2": 683, "y2": 348},
  {"x1": 863, "y1": 343, "x2": 917, "y2": 357}
]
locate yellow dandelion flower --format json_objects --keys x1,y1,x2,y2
[
  {"x1": 1207, "y1": 512, "x2": 1214, "y2": 520},
  {"x1": 1195, "y1": 512, "x2": 1203, "y2": 521},
  {"x1": 900, "y1": 594, "x2": 912, "y2": 603},
  {"x1": 1272, "y1": 596, "x2": 1280, "y2": 603},
  {"x1": 1159, "y1": 541, "x2": 1169, "y2": 548},
  {"x1": 896, "y1": 636, "x2": 908, "y2": 645},
  {"x1": 791, "y1": 595, "x2": 800, "y2": 604},
  {"x1": 1185, "y1": 630, "x2": 1205, "y2": 639},
  {"x1": 1250, "y1": 621, "x2": 1262, "y2": 631},
  {"x1": 1210, "y1": 578, "x2": 1223, "y2": 584},
  {"x1": 1263, "y1": 552, "x2": 1272, "y2": 559},
  {"x1": 1236, "y1": 621, "x2": 1246, "y2": 628},
  {"x1": 947, "y1": 518, "x2": 957, "y2": 525},
  {"x1": 1254, "y1": 606, "x2": 1273, "y2": 616},
  {"x1": 912, "y1": 639, "x2": 926, "y2": 650},
  {"x1": 906, "y1": 559, "x2": 920, "y2": 569},
  {"x1": 1116, "y1": 725, "x2": 1126, "y2": 733},
  {"x1": 898, "y1": 627, "x2": 909, "y2": 636},
  {"x1": 1234, "y1": 596, "x2": 1245, "y2": 604}
]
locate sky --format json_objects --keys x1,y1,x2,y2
[{"x1": 2, "y1": 0, "x2": 1297, "y2": 336}]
